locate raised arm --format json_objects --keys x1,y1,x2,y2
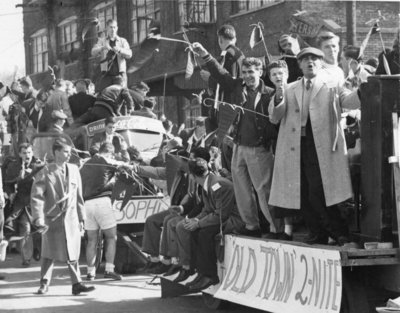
[{"x1": 192, "y1": 42, "x2": 236, "y2": 92}]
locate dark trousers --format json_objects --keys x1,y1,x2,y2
[
  {"x1": 73, "y1": 106, "x2": 113, "y2": 127},
  {"x1": 141, "y1": 210, "x2": 170, "y2": 256},
  {"x1": 96, "y1": 72, "x2": 127, "y2": 93},
  {"x1": 300, "y1": 121, "x2": 348, "y2": 241},
  {"x1": 192, "y1": 225, "x2": 220, "y2": 278}
]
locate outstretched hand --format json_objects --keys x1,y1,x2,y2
[{"x1": 192, "y1": 42, "x2": 208, "y2": 58}]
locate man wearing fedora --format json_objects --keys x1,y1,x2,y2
[
  {"x1": 268, "y1": 47, "x2": 361, "y2": 246},
  {"x1": 48, "y1": 110, "x2": 68, "y2": 133}
]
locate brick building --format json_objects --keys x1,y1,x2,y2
[{"x1": 21, "y1": 0, "x2": 399, "y2": 126}]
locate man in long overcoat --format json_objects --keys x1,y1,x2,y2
[
  {"x1": 268, "y1": 47, "x2": 360, "y2": 245},
  {"x1": 31, "y1": 138, "x2": 95, "y2": 295}
]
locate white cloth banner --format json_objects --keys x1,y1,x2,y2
[
  {"x1": 215, "y1": 236, "x2": 342, "y2": 313},
  {"x1": 113, "y1": 196, "x2": 169, "y2": 224}
]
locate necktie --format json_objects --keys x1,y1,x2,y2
[{"x1": 306, "y1": 79, "x2": 311, "y2": 90}]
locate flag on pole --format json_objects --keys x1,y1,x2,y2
[
  {"x1": 249, "y1": 22, "x2": 272, "y2": 64},
  {"x1": 217, "y1": 103, "x2": 239, "y2": 143},
  {"x1": 382, "y1": 54, "x2": 392, "y2": 75},
  {"x1": 359, "y1": 23, "x2": 380, "y2": 60},
  {"x1": 250, "y1": 24, "x2": 263, "y2": 49},
  {"x1": 127, "y1": 23, "x2": 161, "y2": 73},
  {"x1": 185, "y1": 49, "x2": 196, "y2": 80}
]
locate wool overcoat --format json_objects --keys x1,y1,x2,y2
[
  {"x1": 268, "y1": 72, "x2": 360, "y2": 209},
  {"x1": 31, "y1": 163, "x2": 85, "y2": 261}
]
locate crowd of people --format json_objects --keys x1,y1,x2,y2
[{"x1": 0, "y1": 16, "x2": 399, "y2": 297}]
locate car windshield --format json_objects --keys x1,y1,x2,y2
[{"x1": 118, "y1": 129, "x2": 163, "y2": 163}]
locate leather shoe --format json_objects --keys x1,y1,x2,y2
[
  {"x1": 173, "y1": 268, "x2": 194, "y2": 283},
  {"x1": 263, "y1": 232, "x2": 293, "y2": 241},
  {"x1": 72, "y1": 283, "x2": 95, "y2": 295},
  {"x1": 148, "y1": 262, "x2": 171, "y2": 275},
  {"x1": 22, "y1": 260, "x2": 31, "y2": 267},
  {"x1": 163, "y1": 264, "x2": 181, "y2": 277},
  {"x1": 233, "y1": 227, "x2": 261, "y2": 238},
  {"x1": 185, "y1": 273, "x2": 203, "y2": 288},
  {"x1": 188, "y1": 275, "x2": 219, "y2": 292},
  {"x1": 33, "y1": 248, "x2": 41, "y2": 261},
  {"x1": 86, "y1": 273, "x2": 95, "y2": 281},
  {"x1": 37, "y1": 284, "x2": 48, "y2": 295},
  {"x1": 104, "y1": 271, "x2": 122, "y2": 280},
  {"x1": 304, "y1": 233, "x2": 328, "y2": 245}
]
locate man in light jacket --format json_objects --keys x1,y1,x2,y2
[
  {"x1": 268, "y1": 47, "x2": 361, "y2": 246},
  {"x1": 92, "y1": 19, "x2": 132, "y2": 92},
  {"x1": 31, "y1": 138, "x2": 94, "y2": 295}
]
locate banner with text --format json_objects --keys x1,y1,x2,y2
[
  {"x1": 114, "y1": 197, "x2": 169, "y2": 224},
  {"x1": 215, "y1": 236, "x2": 342, "y2": 313}
]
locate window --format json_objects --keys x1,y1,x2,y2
[
  {"x1": 31, "y1": 29, "x2": 48, "y2": 73},
  {"x1": 178, "y1": 0, "x2": 216, "y2": 26},
  {"x1": 234, "y1": 0, "x2": 282, "y2": 14},
  {"x1": 93, "y1": 1, "x2": 117, "y2": 31},
  {"x1": 131, "y1": 0, "x2": 160, "y2": 45},
  {"x1": 58, "y1": 16, "x2": 79, "y2": 53}
]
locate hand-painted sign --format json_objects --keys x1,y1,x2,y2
[
  {"x1": 215, "y1": 236, "x2": 342, "y2": 313},
  {"x1": 86, "y1": 116, "x2": 165, "y2": 136},
  {"x1": 289, "y1": 12, "x2": 323, "y2": 38},
  {"x1": 114, "y1": 196, "x2": 169, "y2": 224}
]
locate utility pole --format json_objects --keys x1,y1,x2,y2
[{"x1": 346, "y1": 1, "x2": 357, "y2": 45}]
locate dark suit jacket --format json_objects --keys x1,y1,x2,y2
[
  {"x1": 69, "y1": 92, "x2": 96, "y2": 119},
  {"x1": 22, "y1": 99, "x2": 46, "y2": 131},
  {"x1": 4, "y1": 156, "x2": 43, "y2": 217},
  {"x1": 196, "y1": 173, "x2": 244, "y2": 233}
]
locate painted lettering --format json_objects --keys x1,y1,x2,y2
[
  {"x1": 331, "y1": 260, "x2": 341, "y2": 311},
  {"x1": 239, "y1": 247, "x2": 257, "y2": 293},
  {"x1": 231, "y1": 245, "x2": 245, "y2": 292},
  {"x1": 295, "y1": 254, "x2": 309, "y2": 305},
  {"x1": 222, "y1": 244, "x2": 241, "y2": 291}
]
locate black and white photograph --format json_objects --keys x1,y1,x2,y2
[{"x1": 0, "y1": 0, "x2": 399, "y2": 312}]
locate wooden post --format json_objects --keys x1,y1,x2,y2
[
  {"x1": 346, "y1": 1, "x2": 357, "y2": 45},
  {"x1": 390, "y1": 113, "x2": 400, "y2": 246}
]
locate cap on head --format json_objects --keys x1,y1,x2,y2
[
  {"x1": 195, "y1": 116, "x2": 207, "y2": 127},
  {"x1": 297, "y1": 47, "x2": 324, "y2": 60},
  {"x1": 51, "y1": 110, "x2": 67, "y2": 120}
]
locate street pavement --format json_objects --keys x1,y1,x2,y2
[{"x1": 0, "y1": 250, "x2": 262, "y2": 313}]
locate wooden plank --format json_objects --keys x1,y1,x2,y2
[
  {"x1": 341, "y1": 257, "x2": 400, "y2": 267},
  {"x1": 392, "y1": 113, "x2": 400, "y2": 247},
  {"x1": 344, "y1": 248, "x2": 399, "y2": 257},
  {"x1": 394, "y1": 165, "x2": 400, "y2": 246}
]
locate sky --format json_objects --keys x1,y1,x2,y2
[{"x1": 0, "y1": 0, "x2": 25, "y2": 81}]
